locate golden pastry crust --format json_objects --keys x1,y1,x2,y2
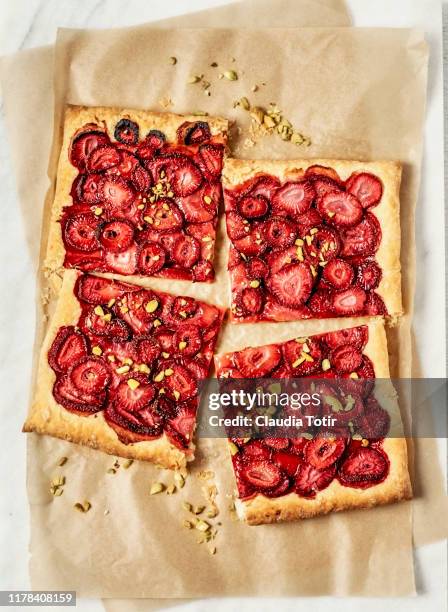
[
  {"x1": 215, "y1": 319, "x2": 411, "y2": 524},
  {"x1": 223, "y1": 158, "x2": 402, "y2": 321},
  {"x1": 44, "y1": 105, "x2": 229, "y2": 290},
  {"x1": 23, "y1": 269, "x2": 193, "y2": 470}
]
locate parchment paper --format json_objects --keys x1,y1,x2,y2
[{"x1": 1, "y1": 0, "x2": 446, "y2": 602}]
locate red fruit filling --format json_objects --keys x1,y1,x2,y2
[
  {"x1": 49, "y1": 273, "x2": 223, "y2": 447},
  {"x1": 62, "y1": 118, "x2": 225, "y2": 280},
  {"x1": 215, "y1": 324, "x2": 392, "y2": 502},
  {"x1": 224, "y1": 168, "x2": 387, "y2": 322}
]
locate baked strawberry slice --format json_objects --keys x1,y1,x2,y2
[
  {"x1": 138, "y1": 242, "x2": 166, "y2": 275},
  {"x1": 171, "y1": 296, "x2": 198, "y2": 320},
  {"x1": 272, "y1": 451, "x2": 302, "y2": 476},
  {"x1": 48, "y1": 326, "x2": 89, "y2": 373},
  {"x1": 304, "y1": 436, "x2": 346, "y2": 469},
  {"x1": 237, "y1": 195, "x2": 269, "y2": 219},
  {"x1": 165, "y1": 401, "x2": 197, "y2": 449},
  {"x1": 356, "y1": 260, "x2": 382, "y2": 290},
  {"x1": 262, "y1": 217, "x2": 297, "y2": 249},
  {"x1": 312, "y1": 177, "x2": 343, "y2": 199},
  {"x1": 164, "y1": 364, "x2": 197, "y2": 402},
  {"x1": 140, "y1": 129, "x2": 166, "y2": 156},
  {"x1": 105, "y1": 244, "x2": 138, "y2": 275},
  {"x1": 244, "y1": 175, "x2": 281, "y2": 201},
  {"x1": 145, "y1": 199, "x2": 183, "y2": 232},
  {"x1": 303, "y1": 227, "x2": 341, "y2": 263},
  {"x1": 296, "y1": 208, "x2": 323, "y2": 234},
  {"x1": 167, "y1": 156, "x2": 203, "y2": 197},
  {"x1": 131, "y1": 165, "x2": 152, "y2": 192},
  {"x1": 295, "y1": 463, "x2": 336, "y2": 497},
  {"x1": 241, "y1": 459, "x2": 282, "y2": 490},
  {"x1": 323, "y1": 258, "x2": 354, "y2": 289},
  {"x1": 308, "y1": 289, "x2": 334, "y2": 316},
  {"x1": 116, "y1": 150, "x2": 140, "y2": 178},
  {"x1": 346, "y1": 172, "x2": 383, "y2": 208},
  {"x1": 174, "y1": 324, "x2": 202, "y2": 357},
  {"x1": 272, "y1": 180, "x2": 315, "y2": 217},
  {"x1": 114, "y1": 118, "x2": 139, "y2": 145},
  {"x1": 79, "y1": 174, "x2": 103, "y2": 204},
  {"x1": 266, "y1": 246, "x2": 297, "y2": 274},
  {"x1": 76, "y1": 274, "x2": 134, "y2": 304},
  {"x1": 177, "y1": 183, "x2": 218, "y2": 222},
  {"x1": 317, "y1": 191, "x2": 363, "y2": 227},
  {"x1": 357, "y1": 396, "x2": 390, "y2": 439},
  {"x1": 118, "y1": 290, "x2": 160, "y2": 334},
  {"x1": 114, "y1": 378, "x2": 157, "y2": 412},
  {"x1": 182, "y1": 355, "x2": 210, "y2": 380},
  {"x1": 265, "y1": 438, "x2": 289, "y2": 450},
  {"x1": 69, "y1": 357, "x2": 111, "y2": 394},
  {"x1": 330, "y1": 344, "x2": 363, "y2": 374},
  {"x1": 340, "y1": 213, "x2": 382, "y2": 257},
  {"x1": 247, "y1": 257, "x2": 269, "y2": 280},
  {"x1": 267, "y1": 263, "x2": 313, "y2": 308},
  {"x1": 80, "y1": 307, "x2": 131, "y2": 341},
  {"x1": 325, "y1": 326, "x2": 368, "y2": 351},
  {"x1": 233, "y1": 226, "x2": 267, "y2": 257},
  {"x1": 282, "y1": 337, "x2": 322, "y2": 375},
  {"x1": 69, "y1": 128, "x2": 110, "y2": 170},
  {"x1": 136, "y1": 338, "x2": 161, "y2": 366},
  {"x1": 226, "y1": 211, "x2": 249, "y2": 240},
  {"x1": 241, "y1": 440, "x2": 271, "y2": 460},
  {"x1": 364, "y1": 291, "x2": 387, "y2": 315},
  {"x1": 237, "y1": 287, "x2": 265, "y2": 315},
  {"x1": 338, "y1": 447, "x2": 389, "y2": 488},
  {"x1": 98, "y1": 219, "x2": 135, "y2": 252},
  {"x1": 305, "y1": 165, "x2": 341, "y2": 182},
  {"x1": 172, "y1": 235, "x2": 201, "y2": 268},
  {"x1": 332, "y1": 287, "x2": 367, "y2": 316},
  {"x1": 198, "y1": 143, "x2": 224, "y2": 179},
  {"x1": 86, "y1": 145, "x2": 120, "y2": 173},
  {"x1": 234, "y1": 344, "x2": 281, "y2": 377},
  {"x1": 289, "y1": 437, "x2": 308, "y2": 455},
  {"x1": 100, "y1": 176, "x2": 135, "y2": 212},
  {"x1": 153, "y1": 329, "x2": 175, "y2": 353},
  {"x1": 177, "y1": 121, "x2": 211, "y2": 145},
  {"x1": 53, "y1": 375, "x2": 105, "y2": 414},
  {"x1": 64, "y1": 214, "x2": 100, "y2": 252},
  {"x1": 356, "y1": 355, "x2": 375, "y2": 378}
]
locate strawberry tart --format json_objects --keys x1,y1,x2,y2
[
  {"x1": 45, "y1": 106, "x2": 228, "y2": 285},
  {"x1": 223, "y1": 159, "x2": 402, "y2": 323},
  {"x1": 24, "y1": 270, "x2": 224, "y2": 469},
  {"x1": 214, "y1": 320, "x2": 411, "y2": 524}
]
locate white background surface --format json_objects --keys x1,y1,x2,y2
[{"x1": 0, "y1": 1, "x2": 446, "y2": 611}]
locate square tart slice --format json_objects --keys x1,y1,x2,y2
[
  {"x1": 24, "y1": 270, "x2": 224, "y2": 470},
  {"x1": 214, "y1": 320, "x2": 411, "y2": 524},
  {"x1": 223, "y1": 159, "x2": 402, "y2": 323},
  {"x1": 45, "y1": 105, "x2": 229, "y2": 285}
]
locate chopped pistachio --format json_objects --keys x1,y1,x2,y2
[
  {"x1": 263, "y1": 115, "x2": 276, "y2": 129},
  {"x1": 94, "y1": 207, "x2": 103, "y2": 216},
  {"x1": 182, "y1": 501, "x2": 193, "y2": 512},
  {"x1": 169, "y1": 56, "x2": 177, "y2": 65},
  {"x1": 292, "y1": 356, "x2": 305, "y2": 368},
  {"x1": 150, "y1": 482, "x2": 164, "y2": 495},
  {"x1": 178, "y1": 341, "x2": 187, "y2": 350},
  {"x1": 58, "y1": 457, "x2": 68, "y2": 467},
  {"x1": 349, "y1": 372, "x2": 359, "y2": 379},
  {"x1": 223, "y1": 70, "x2": 238, "y2": 81},
  {"x1": 166, "y1": 484, "x2": 176, "y2": 495},
  {"x1": 123, "y1": 357, "x2": 133, "y2": 365},
  {"x1": 162, "y1": 351, "x2": 170, "y2": 359},
  {"x1": 107, "y1": 355, "x2": 116, "y2": 362},
  {"x1": 209, "y1": 546, "x2": 217, "y2": 555},
  {"x1": 153, "y1": 371, "x2": 165, "y2": 383},
  {"x1": 193, "y1": 505, "x2": 206, "y2": 515},
  {"x1": 53, "y1": 488, "x2": 63, "y2": 497},
  {"x1": 173, "y1": 390, "x2": 180, "y2": 401},
  {"x1": 145, "y1": 299, "x2": 159, "y2": 313},
  {"x1": 195, "y1": 519, "x2": 211, "y2": 532},
  {"x1": 116, "y1": 365, "x2": 130, "y2": 374},
  {"x1": 324, "y1": 394, "x2": 343, "y2": 413},
  {"x1": 164, "y1": 368, "x2": 174, "y2": 376},
  {"x1": 228, "y1": 441, "x2": 239, "y2": 456},
  {"x1": 139, "y1": 364, "x2": 150, "y2": 374},
  {"x1": 250, "y1": 106, "x2": 265, "y2": 125},
  {"x1": 361, "y1": 439, "x2": 370, "y2": 447},
  {"x1": 291, "y1": 132, "x2": 305, "y2": 145},
  {"x1": 183, "y1": 519, "x2": 193, "y2": 529},
  {"x1": 206, "y1": 508, "x2": 219, "y2": 519},
  {"x1": 153, "y1": 318, "x2": 162, "y2": 328},
  {"x1": 94, "y1": 305, "x2": 105, "y2": 317},
  {"x1": 127, "y1": 378, "x2": 140, "y2": 390},
  {"x1": 188, "y1": 75, "x2": 201, "y2": 84},
  {"x1": 107, "y1": 298, "x2": 116, "y2": 307},
  {"x1": 295, "y1": 238, "x2": 304, "y2": 246},
  {"x1": 92, "y1": 346, "x2": 102, "y2": 356},
  {"x1": 322, "y1": 358, "x2": 331, "y2": 371},
  {"x1": 107, "y1": 468, "x2": 116, "y2": 474},
  {"x1": 249, "y1": 280, "x2": 260, "y2": 288}
]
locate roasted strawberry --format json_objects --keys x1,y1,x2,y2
[
  {"x1": 247, "y1": 257, "x2": 269, "y2": 280},
  {"x1": 131, "y1": 165, "x2": 152, "y2": 192},
  {"x1": 356, "y1": 355, "x2": 375, "y2": 379},
  {"x1": 177, "y1": 183, "x2": 218, "y2": 223},
  {"x1": 69, "y1": 357, "x2": 111, "y2": 394},
  {"x1": 143, "y1": 129, "x2": 166, "y2": 151},
  {"x1": 262, "y1": 217, "x2": 297, "y2": 249},
  {"x1": 308, "y1": 289, "x2": 334, "y2": 316},
  {"x1": 114, "y1": 378, "x2": 157, "y2": 412},
  {"x1": 311, "y1": 177, "x2": 343, "y2": 198},
  {"x1": 241, "y1": 441, "x2": 271, "y2": 461},
  {"x1": 234, "y1": 344, "x2": 281, "y2": 377},
  {"x1": 332, "y1": 287, "x2": 367, "y2": 316},
  {"x1": 64, "y1": 214, "x2": 100, "y2": 252},
  {"x1": 233, "y1": 226, "x2": 267, "y2": 257},
  {"x1": 266, "y1": 246, "x2": 298, "y2": 274},
  {"x1": 114, "y1": 118, "x2": 139, "y2": 145},
  {"x1": 357, "y1": 396, "x2": 390, "y2": 439},
  {"x1": 305, "y1": 165, "x2": 341, "y2": 183},
  {"x1": 172, "y1": 235, "x2": 201, "y2": 267},
  {"x1": 317, "y1": 191, "x2": 363, "y2": 227},
  {"x1": 282, "y1": 338, "x2": 322, "y2": 375},
  {"x1": 154, "y1": 328, "x2": 175, "y2": 353},
  {"x1": 48, "y1": 326, "x2": 89, "y2": 373},
  {"x1": 137, "y1": 338, "x2": 161, "y2": 365},
  {"x1": 98, "y1": 219, "x2": 135, "y2": 252},
  {"x1": 171, "y1": 296, "x2": 198, "y2": 320},
  {"x1": 272, "y1": 180, "x2": 315, "y2": 217},
  {"x1": 177, "y1": 121, "x2": 211, "y2": 145},
  {"x1": 164, "y1": 364, "x2": 197, "y2": 402},
  {"x1": 69, "y1": 127, "x2": 110, "y2": 170},
  {"x1": 241, "y1": 459, "x2": 282, "y2": 490},
  {"x1": 272, "y1": 451, "x2": 302, "y2": 476},
  {"x1": 295, "y1": 463, "x2": 335, "y2": 497},
  {"x1": 304, "y1": 435, "x2": 346, "y2": 469},
  {"x1": 237, "y1": 195, "x2": 269, "y2": 219},
  {"x1": 86, "y1": 145, "x2": 120, "y2": 173},
  {"x1": 364, "y1": 291, "x2": 387, "y2": 315},
  {"x1": 323, "y1": 258, "x2": 354, "y2": 289},
  {"x1": 244, "y1": 175, "x2": 281, "y2": 201},
  {"x1": 105, "y1": 244, "x2": 138, "y2": 275},
  {"x1": 325, "y1": 326, "x2": 368, "y2": 351},
  {"x1": 264, "y1": 438, "x2": 289, "y2": 450},
  {"x1": 165, "y1": 401, "x2": 197, "y2": 449},
  {"x1": 198, "y1": 143, "x2": 224, "y2": 179},
  {"x1": 226, "y1": 211, "x2": 249, "y2": 240},
  {"x1": 296, "y1": 208, "x2": 323, "y2": 234},
  {"x1": 330, "y1": 344, "x2": 363, "y2": 373},
  {"x1": 100, "y1": 176, "x2": 135, "y2": 212},
  {"x1": 138, "y1": 242, "x2": 166, "y2": 275},
  {"x1": 340, "y1": 213, "x2": 381, "y2": 257},
  {"x1": 145, "y1": 199, "x2": 184, "y2": 232},
  {"x1": 76, "y1": 274, "x2": 134, "y2": 304},
  {"x1": 174, "y1": 324, "x2": 202, "y2": 356},
  {"x1": 356, "y1": 260, "x2": 382, "y2": 290},
  {"x1": 346, "y1": 172, "x2": 383, "y2": 208},
  {"x1": 167, "y1": 156, "x2": 203, "y2": 196},
  {"x1": 338, "y1": 447, "x2": 389, "y2": 488},
  {"x1": 237, "y1": 287, "x2": 265, "y2": 315},
  {"x1": 79, "y1": 307, "x2": 131, "y2": 340},
  {"x1": 192, "y1": 260, "x2": 215, "y2": 282},
  {"x1": 53, "y1": 375, "x2": 105, "y2": 414},
  {"x1": 118, "y1": 290, "x2": 160, "y2": 334},
  {"x1": 117, "y1": 150, "x2": 140, "y2": 178},
  {"x1": 303, "y1": 227, "x2": 341, "y2": 263},
  {"x1": 267, "y1": 263, "x2": 313, "y2": 308},
  {"x1": 79, "y1": 173, "x2": 103, "y2": 204}
]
